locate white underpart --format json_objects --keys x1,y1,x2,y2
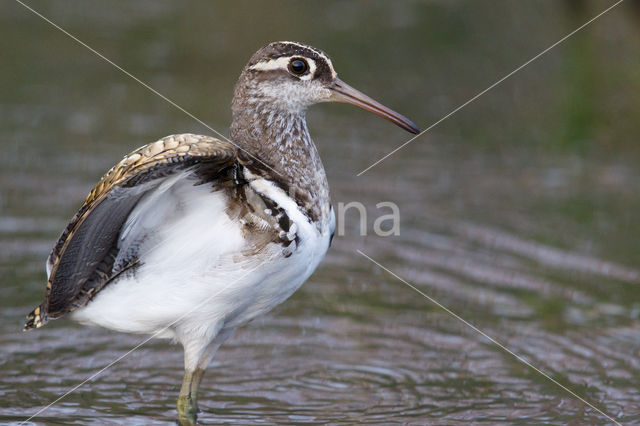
[
  {"x1": 329, "y1": 205, "x2": 336, "y2": 238},
  {"x1": 71, "y1": 173, "x2": 332, "y2": 370}
]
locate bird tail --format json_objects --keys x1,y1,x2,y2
[{"x1": 24, "y1": 304, "x2": 48, "y2": 331}]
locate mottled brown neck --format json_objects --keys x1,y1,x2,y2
[{"x1": 230, "y1": 75, "x2": 330, "y2": 225}]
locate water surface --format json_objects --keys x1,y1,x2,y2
[{"x1": 1, "y1": 1, "x2": 639, "y2": 424}]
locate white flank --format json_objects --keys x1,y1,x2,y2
[{"x1": 71, "y1": 173, "x2": 331, "y2": 369}]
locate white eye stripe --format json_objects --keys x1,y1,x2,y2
[
  {"x1": 249, "y1": 56, "x2": 318, "y2": 80},
  {"x1": 298, "y1": 58, "x2": 316, "y2": 81},
  {"x1": 276, "y1": 41, "x2": 337, "y2": 77},
  {"x1": 249, "y1": 56, "x2": 291, "y2": 72}
]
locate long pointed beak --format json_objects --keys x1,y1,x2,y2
[{"x1": 328, "y1": 78, "x2": 420, "y2": 134}]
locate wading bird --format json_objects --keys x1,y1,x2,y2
[{"x1": 25, "y1": 41, "x2": 419, "y2": 424}]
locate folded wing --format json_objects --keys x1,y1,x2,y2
[{"x1": 25, "y1": 134, "x2": 237, "y2": 330}]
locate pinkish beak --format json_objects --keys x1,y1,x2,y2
[{"x1": 329, "y1": 78, "x2": 420, "y2": 134}]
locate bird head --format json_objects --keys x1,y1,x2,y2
[{"x1": 234, "y1": 41, "x2": 419, "y2": 134}]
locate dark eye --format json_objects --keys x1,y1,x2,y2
[{"x1": 288, "y1": 59, "x2": 308, "y2": 75}]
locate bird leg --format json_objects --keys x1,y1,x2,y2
[
  {"x1": 176, "y1": 329, "x2": 233, "y2": 425},
  {"x1": 177, "y1": 367, "x2": 206, "y2": 425}
]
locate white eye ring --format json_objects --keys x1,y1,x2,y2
[
  {"x1": 249, "y1": 56, "x2": 317, "y2": 80},
  {"x1": 296, "y1": 58, "x2": 317, "y2": 81},
  {"x1": 288, "y1": 58, "x2": 309, "y2": 75}
]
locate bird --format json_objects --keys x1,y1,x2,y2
[{"x1": 24, "y1": 41, "x2": 419, "y2": 424}]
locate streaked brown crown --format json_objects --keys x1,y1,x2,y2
[{"x1": 244, "y1": 41, "x2": 336, "y2": 83}]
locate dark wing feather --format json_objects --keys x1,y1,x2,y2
[{"x1": 25, "y1": 134, "x2": 237, "y2": 330}]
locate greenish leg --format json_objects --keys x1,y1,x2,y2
[
  {"x1": 177, "y1": 367, "x2": 206, "y2": 426},
  {"x1": 176, "y1": 329, "x2": 233, "y2": 424}
]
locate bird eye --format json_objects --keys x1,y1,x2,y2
[{"x1": 288, "y1": 59, "x2": 308, "y2": 75}]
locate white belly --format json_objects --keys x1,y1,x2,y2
[{"x1": 71, "y1": 175, "x2": 331, "y2": 345}]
